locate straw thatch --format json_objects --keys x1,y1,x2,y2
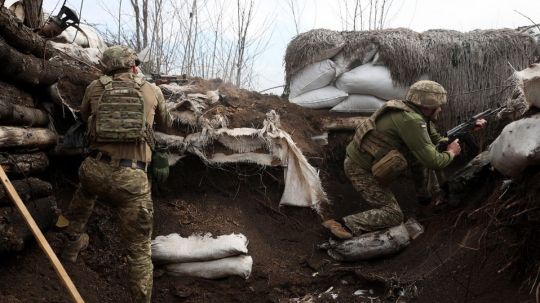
[{"x1": 284, "y1": 28, "x2": 538, "y2": 133}]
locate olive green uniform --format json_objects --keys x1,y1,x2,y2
[
  {"x1": 343, "y1": 100, "x2": 453, "y2": 234},
  {"x1": 65, "y1": 72, "x2": 172, "y2": 303}
]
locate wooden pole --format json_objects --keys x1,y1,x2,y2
[{"x1": 0, "y1": 165, "x2": 84, "y2": 303}]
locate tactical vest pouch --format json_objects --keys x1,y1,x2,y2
[
  {"x1": 371, "y1": 150, "x2": 407, "y2": 185},
  {"x1": 94, "y1": 77, "x2": 147, "y2": 143}
]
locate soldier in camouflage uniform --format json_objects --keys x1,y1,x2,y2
[
  {"x1": 323, "y1": 80, "x2": 486, "y2": 239},
  {"x1": 62, "y1": 45, "x2": 173, "y2": 303}
]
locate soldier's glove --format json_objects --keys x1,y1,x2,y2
[{"x1": 151, "y1": 146, "x2": 169, "y2": 183}]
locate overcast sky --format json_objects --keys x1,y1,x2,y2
[{"x1": 23, "y1": 0, "x2": 540, "y2": 93}]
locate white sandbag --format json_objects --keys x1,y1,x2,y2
[
  {"x1": 516, "y1": 63, "x2": 540, "y2": 108},
  {"x1": 151, "y1": 233, "x2": 249, "y2": 263},
  {"x1": 330, "y1": 94, "x2": 386, "y2": 113},
  {"x1": 488, "y1": 114, "x2": 540, "y2": 177},
  {"x1": 165, "y1": 255, "x2": 253, "y2": 279},
  {"x1": 290, "y1": 86, "x2": 347, "y2": 109},
  {"x1": 320, "y1": 223, "x2": 412, "y2": 261},
  {"x1": 335, "y1": 63, "x2": 407, "y2": 100},
  {"x1": 289, "y1": 60, "x2": 336, "y2": 98}
]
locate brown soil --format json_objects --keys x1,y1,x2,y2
[{"x1": 0, "y1": 88, "x2": 536, "y2": 303}]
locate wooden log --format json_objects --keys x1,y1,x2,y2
[
  {"x1": 0, "y1": 177, "x2": 52, "y2": 206},
  {"x1": 0, "y1": 5, "x2": 56, "y2": 59},
  {"x1": 319, "y1": 116, "x2": 369, "y2": 131},
  {"x1": 0, "y1": 126, "x2": 56, "y2": 150},
  {"x1": 0, "y1": 196, "x2": 56, "y2": 253},
  {"x1": 0, "y1": 81, "x2": 34, "y2": 107},
  {"x1": 0, "y1": 99, "x2": 49, "y2": 126},
  {"x1": 0, "y1": 15, "x2": 98, "y2": 108},
  {"x1": 0, "y1": 152, "x2": 49, "y2": 175}
]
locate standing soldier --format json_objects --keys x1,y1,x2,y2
[
  {"x1": 322, "y1": 80, "x2": 486, "y2": 239},
  {"x1": 61, "y1": 45, "x2": 172, "y2": 303}
]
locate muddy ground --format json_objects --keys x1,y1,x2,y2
[{"x1": 0, "y1": 90, "x2": 536, "y2": 303}]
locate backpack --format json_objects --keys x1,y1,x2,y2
[{"x1": 93, "y1": 75, "x2": 147, "y2": 143}]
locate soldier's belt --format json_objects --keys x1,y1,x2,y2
[{"x1": 89, "y1": 150, "x2": 148, "y2": 172}]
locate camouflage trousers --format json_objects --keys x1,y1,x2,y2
[
  {"x1": 65, "y1": 157, "x2": 153, "y2": 303},
  {"x1": 342, "y1": 157, "x2": 404, "y2": 235}
]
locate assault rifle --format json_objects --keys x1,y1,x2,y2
[
  {"x1": 438, "y1": 105, "x2": 506, "y2": 153},
  {"x1": 150, "y1": 74, "x2": 187, "y2": 85}
]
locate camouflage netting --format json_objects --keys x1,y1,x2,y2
[{"x1": 284, "y1": 28, "x2": 539, "y2": 133}]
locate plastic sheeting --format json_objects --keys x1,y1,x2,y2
[{"x1": 488, "y1": 113, "x2": 540, "y2": 177}]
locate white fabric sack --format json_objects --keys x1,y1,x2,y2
[
  {"x1": 151, "y1": 233, "x2": 248, "y2": 263},
  {"x1": 290, "y1": 86, "x2": 347, "y2": 109},
  {"x1": 165, "y1": 255, "x2": 253, "y2": 279},
  {"x1": 335, "y1": 63, "x2": 407, "y2": 100},
  {"x1": 488, "y1": 114, "x2": 540, "y2": 177},
  {"x1": 289, "y1": 60, "x2": 336, "y2": 98},
  {"x1": 321, "y1": 223, "x2": 411, "y2": 262},
  {"x1": 330, "y1": 94, "x2": 386, "y2": 113},
  {"x1": 516, "y1": 63, "x2": 540, "y2": 108}
]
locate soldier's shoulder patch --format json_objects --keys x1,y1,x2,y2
[{"x1": 420, "y1": 123, "x2": 427, "y2": 128}]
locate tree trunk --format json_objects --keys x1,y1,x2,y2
[
  {"x1": 0, "y1": 196, "x2": 56, "y2": 253},
  {"x1": 0, "y1": 177, "x2": 52, "y2": 206},
  {"x1": 0, "y1": 81, "x2": 34, "y2": 107},
  {"x1": 23, "y1": 0, "x2": 43, "y2": 29},
  {"x1": 0, "y1": 127, "x2": 56, "y2": 150},
  {"x1": 0, "y1": 152, "x2": 49, "y2": 175},
  {"x1": 0, "y1": 100, "x2": 49, "y2": 126}
]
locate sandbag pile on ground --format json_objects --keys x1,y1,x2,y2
[
  {"x1": 285, "y1": 28, "x2": 538, "y2": 132},
  {"x1": 152, "y1": 233, "x2": 253, "y2": 279}
]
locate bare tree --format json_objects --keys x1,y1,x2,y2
[{"x1": 339, "y1": 0, "x2": 393, "y2": 31}]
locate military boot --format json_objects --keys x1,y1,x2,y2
[
  {"x1": 322, "y1": 219, "x2": 353, "y2": 239},
  {"x1": 61, "y1": 233, "x2": 89, "y2": 262}
]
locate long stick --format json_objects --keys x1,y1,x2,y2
[{"x1": 0, "y1": 166, "x2": 84, "y2": 303}]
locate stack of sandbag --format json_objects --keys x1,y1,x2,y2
[
  {"x1": 285, "y1": 29, "x2": 419, "y2": 113},
  {"x1": 285, "y1": 28, "x2": 537, "y2": 128},
  {"x1": 151, "y1": 233, "x2": 253, "y2": 279}
]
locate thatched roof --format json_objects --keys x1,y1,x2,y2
[{"x1": 284, "y1": 28, "x2": 538, "y2": 133}]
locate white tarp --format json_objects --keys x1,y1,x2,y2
[
  {"x1": 180, "y1": 111, "x2": 328, "y2": 211},
  {"x1": 289, "y1": 59, "x2": 336, "y2": 98},
  {"x1": 57, "y1": 24, "x2": 108, "y2": 50},
  {"x1": 157, "y1": 89, "x2": 329, "y2": 212},
  {"x1": 290, "y1": 86, "x2": 348, "y2": 109},
  {"x1": 488, "y1": 113, "x2": 540, "y2": 177}
]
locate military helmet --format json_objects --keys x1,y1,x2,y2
[
  {"x1": 100, "y1": 45, "x2": 138, "y2": 74},
  {"x1": 406, "y1": 80, "x2": 447, "y2": 108}
]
